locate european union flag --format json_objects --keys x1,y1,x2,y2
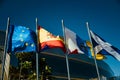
[{"x1": 7, "y1": 25, "x2": 37, "y2": 53}]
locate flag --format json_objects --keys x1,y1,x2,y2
[
  {"x1": 7, "y1": 25, "x2": 37, "y2": 53},
  {"x1": 86, "y1": 41, "x2": 106, "y2": 60},
  {"x1": 37, "y1": 26, "x2": 66, "y2": 52},
  {"x1": 90, "y1": 30, "x2": 120, "y2": 61},
  {"x1": 64, "y1": 27, "x2": 90, "y2": 56}
]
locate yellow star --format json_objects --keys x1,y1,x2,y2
[{"x1": 25, "y1": 43, "x2": 28, "y2": 46}]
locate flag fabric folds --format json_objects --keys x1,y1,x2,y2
[
  {"x1": 7, "y1": 25, "x2": 37, "y2": 53},
  {"x1": 37, "y1": 26, "x2": 66, "y2": 52},
  {"x1": 90, "y1": 30, "x2": 120, "y2": 61},
  {"x1": 86, "y1": 41, "x2": 105, "y2": 60},
  {"x1": 64, "y1": 27, "x2": 90, "y2": 56}
]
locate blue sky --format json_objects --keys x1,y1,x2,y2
[{"x1": 0, "y1": 0, "x2": 120, "y2": 76}]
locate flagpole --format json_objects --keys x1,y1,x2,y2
[
  {"x1": 61, "y1": 19, "x2": 71, "y2": 80},
  {"x1": 1, "y1": 17, "x2": 10, "y2": 80},
  {"x1": 36, "y1": 18, "x2": 39, "y2": 80},
  {"x1": 86, "y1": 22, "x2": 101, "y2": 80}
]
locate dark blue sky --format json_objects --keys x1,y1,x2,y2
[{"x1": 0, "y1": 0, "x2": 120, "y2": 76}]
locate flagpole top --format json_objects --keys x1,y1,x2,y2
[
  {"x1": 86, "y1": 22, "x2": 89, "y2": 28},
  {"x1": 36, "y1": 18, "x2": 38, "y2": 22},
  {"x1": 86, "y1": 22, "x2": 88, "y2": 25},
  {"x1": 61, "y1": 19, "x2": 64, "y2": 23},
  {"x1": 7, "y1": 17, "x2": 10, "y2": 23},
  {"x1": 7, "y1": 17, "x2": 10, "y2": 20}
]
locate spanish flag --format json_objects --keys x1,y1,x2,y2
[{"x1": 37, "y1": 26, "x2": 66, "y2": 52}]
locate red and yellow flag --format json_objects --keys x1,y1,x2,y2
[{"x1": 37, "y1": 26, "x2": 66, "y2": 52}]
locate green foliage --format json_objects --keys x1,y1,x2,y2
[
  {"x1": 22, "y1": 61, "x2": 32, "y2": 69},
  {"x1": 9, "y1": 53, "x2": 54, "y2": 80}
]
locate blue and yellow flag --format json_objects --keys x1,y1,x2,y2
[
  {"x1": 7, "y1": 25, "x2": 37, "y2": 53},
  {"x1": 86, "y1": 41, "x2": 105, "y2": 60}
]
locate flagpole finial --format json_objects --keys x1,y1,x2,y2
[
  {"x1": 61, "y1": 19, "x2": 64, "y2": 24},
  {"x1": 7, "y1": 17, "x2": 10, "y2": 25},
  {"x1": 36, "y1": 18, "x2": 38, "y2": 22},
  {"x1": 86, "y1": 22, "x2": 89, "y2": 26},
  {"x1": 7, "y1": 17, "x2": 10, "y2": 20}
]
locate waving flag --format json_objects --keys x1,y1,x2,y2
[
  {"x1": 7, "y1": 25, "x2": 37, "y2": 53},
  {"x1": 90, "y1": 30, "x2": 120, "y2": 61},
  {"x1": 37, "y1": 26, "x2": 66, "y2": 52},
  {"x1": 64, "y1": 27, "x2": 90, "y2": 56},
  {"x1": 86, "y1": 41, "x2": 106, "y2": 60}
]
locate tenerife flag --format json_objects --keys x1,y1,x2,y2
[
  {"x1": 37, "y1": 26, "x2": 66, "y2": 52},
  {"x1": 7, "y1": 25, "x2": 37, "y2": 53},
  {"x1": 64, "y1": 27, "x2": 90, "y2": 56},
  {"x1": 90, "y1": 30, "x2": 120, "y2": 61}
]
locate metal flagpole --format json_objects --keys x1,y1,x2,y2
[
  {"x1": 36, "y1": 18, "x2": 39, "y2": 80},
  {"x1": 1, "y1": 17, "x2": 10, "y2": 80},
  {"x1": 19, "y1": 60, "x2": 22, "y2": 80},
  {"x1": 86, "y1": 22, "x2": 101, "y2": 80},
  {"x1": 65, "y1": 54, "x2": 71, "y2": 80},
  {"x1": 61, "y1": 19, "x2": 71, "y2": 80}
]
